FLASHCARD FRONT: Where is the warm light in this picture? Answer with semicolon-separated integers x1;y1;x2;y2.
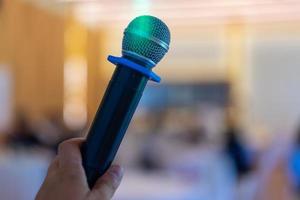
73;2;104;27
63;57;87;130
63;14;88;130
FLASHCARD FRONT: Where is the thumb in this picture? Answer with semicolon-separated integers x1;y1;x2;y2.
90;165;124;200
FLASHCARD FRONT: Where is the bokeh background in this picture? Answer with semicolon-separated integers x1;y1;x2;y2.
0;0;300;199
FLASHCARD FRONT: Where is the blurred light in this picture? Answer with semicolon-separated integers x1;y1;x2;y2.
63;58;87;130
133;0;150;15
73;1;104;27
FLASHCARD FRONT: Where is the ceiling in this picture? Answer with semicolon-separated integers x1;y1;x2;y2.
43;0;300;26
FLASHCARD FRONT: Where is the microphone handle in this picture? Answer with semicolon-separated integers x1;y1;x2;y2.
81;62;148;188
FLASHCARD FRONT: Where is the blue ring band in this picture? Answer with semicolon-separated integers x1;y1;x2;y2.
107;55;161;83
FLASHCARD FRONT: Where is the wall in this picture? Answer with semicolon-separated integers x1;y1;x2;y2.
246;23;300;138
0;0;64;122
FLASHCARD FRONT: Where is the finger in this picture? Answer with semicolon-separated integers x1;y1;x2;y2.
91;165;124;199
47;156;59;175
57;138;85;170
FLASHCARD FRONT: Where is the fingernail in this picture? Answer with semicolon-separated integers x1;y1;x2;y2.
109;165;124;180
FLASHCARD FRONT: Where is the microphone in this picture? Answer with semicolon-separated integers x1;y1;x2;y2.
81;15;171;188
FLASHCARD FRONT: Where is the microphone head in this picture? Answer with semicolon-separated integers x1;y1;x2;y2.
122;15;171;67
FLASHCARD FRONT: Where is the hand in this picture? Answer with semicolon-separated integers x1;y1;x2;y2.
35;138;123;200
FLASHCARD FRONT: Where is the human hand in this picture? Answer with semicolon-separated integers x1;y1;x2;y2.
35;138;123;200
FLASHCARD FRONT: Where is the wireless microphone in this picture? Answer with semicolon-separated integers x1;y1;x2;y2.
81;15;171;188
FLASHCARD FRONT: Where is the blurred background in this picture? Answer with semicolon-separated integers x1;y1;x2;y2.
0;0;300;199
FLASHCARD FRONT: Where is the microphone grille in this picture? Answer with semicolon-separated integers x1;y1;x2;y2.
122;15;171;66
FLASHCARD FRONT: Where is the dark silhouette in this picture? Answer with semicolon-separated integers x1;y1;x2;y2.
224;124;252;178
7;113;41;148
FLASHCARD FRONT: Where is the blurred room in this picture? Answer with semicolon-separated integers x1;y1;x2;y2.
0;0;300;199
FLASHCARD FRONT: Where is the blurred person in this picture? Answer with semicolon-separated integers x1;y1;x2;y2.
223;122;253;179
138;110;166;171
222;111;262;200
35;111;84;151
36;138;123;200
223;125;253;178
184;126;207;146
34;113;66;150
7;112;42;149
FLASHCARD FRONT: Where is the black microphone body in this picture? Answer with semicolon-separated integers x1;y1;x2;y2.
81;58;149;187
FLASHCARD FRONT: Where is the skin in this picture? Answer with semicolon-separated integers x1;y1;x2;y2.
35;138;123;200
